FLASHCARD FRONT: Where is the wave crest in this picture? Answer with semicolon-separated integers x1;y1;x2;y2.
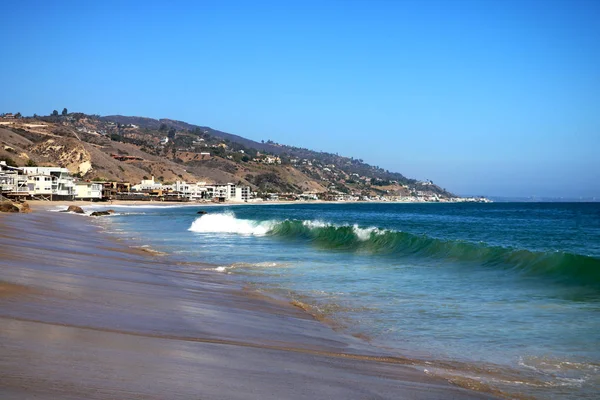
189;214;600;287
188;212;275;236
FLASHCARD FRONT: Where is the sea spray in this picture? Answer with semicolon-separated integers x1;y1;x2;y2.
188;212;276;235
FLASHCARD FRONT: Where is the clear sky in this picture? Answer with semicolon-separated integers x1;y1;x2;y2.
2;0;599;197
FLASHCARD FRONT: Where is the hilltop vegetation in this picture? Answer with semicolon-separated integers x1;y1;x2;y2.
0;111;454;199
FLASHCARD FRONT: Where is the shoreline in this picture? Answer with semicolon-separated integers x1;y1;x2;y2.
0;208;500;399
20;197;493;210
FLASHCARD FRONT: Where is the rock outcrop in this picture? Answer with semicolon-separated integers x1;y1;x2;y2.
0;202;20;213
66;205;85;214
30;138;93;176
90;210;115;217
18;202;32;213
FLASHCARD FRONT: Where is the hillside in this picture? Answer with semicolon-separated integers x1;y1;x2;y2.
1;112;455;199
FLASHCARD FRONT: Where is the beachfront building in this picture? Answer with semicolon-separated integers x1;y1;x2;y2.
132;176;163;192
298;192;319;201
205;183;252;202
102;181;132;199
166;181;209;201
21;167;76;200
177;182;250;202
129;176;253;202
235;186;250;202
74;182;103;200
163;181;252;202
1;162;77;200
0;161;29;199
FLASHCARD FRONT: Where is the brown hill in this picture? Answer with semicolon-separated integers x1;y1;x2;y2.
2;114;455;198
0;121;326;193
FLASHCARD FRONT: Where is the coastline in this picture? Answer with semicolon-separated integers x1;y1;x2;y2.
20;197;492;210
0;207;499;399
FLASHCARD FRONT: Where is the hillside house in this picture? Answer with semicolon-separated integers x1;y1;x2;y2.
111;154;144;162
254;156;281;165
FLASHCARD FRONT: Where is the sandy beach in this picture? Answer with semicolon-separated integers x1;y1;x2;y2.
0;207;497;399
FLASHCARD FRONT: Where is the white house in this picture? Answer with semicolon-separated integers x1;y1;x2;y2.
264;156;281;165
132;176;164;192
167;181;208;200
75;182;103;200
26;173;53;195
22;167;76;199
234;186;250;202
165;181;251;202
0;161;28;196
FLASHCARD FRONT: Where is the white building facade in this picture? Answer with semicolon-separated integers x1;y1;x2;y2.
21;167;76;199
74;182;103;200
130;177;252;202
0;161;28;196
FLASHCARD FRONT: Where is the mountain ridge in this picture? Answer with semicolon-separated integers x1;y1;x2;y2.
1;112;455;200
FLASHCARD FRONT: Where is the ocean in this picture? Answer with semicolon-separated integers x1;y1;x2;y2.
93;202;600;399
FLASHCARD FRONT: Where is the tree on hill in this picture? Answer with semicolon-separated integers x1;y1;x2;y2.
62;108;68;116
14;112;21;119
52;110;59;116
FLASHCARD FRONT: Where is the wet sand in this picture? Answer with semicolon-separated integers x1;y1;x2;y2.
0;209;497;399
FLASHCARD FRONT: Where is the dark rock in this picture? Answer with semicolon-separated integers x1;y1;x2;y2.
197;210;208;214
106;209;116;214
90;211;111;217
0;202;19;213
66;205;85;214
19;202;32;213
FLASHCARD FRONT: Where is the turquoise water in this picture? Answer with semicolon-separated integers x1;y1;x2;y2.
97;202;600;399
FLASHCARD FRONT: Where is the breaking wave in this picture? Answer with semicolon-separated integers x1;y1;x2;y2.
189;213;600;287
188;212;276;235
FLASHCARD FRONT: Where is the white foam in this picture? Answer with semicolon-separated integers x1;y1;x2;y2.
302;220;329;229
188;212;275;236
212;262;287;272
353;225;380;241
302;220;384;241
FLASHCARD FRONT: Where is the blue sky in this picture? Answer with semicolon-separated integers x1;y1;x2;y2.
2;0;599;197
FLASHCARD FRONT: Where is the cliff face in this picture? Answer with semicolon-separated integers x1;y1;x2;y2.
30;138;92;175
1;126;197;184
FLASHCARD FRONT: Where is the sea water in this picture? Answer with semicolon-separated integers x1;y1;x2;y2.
96;202;600;399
